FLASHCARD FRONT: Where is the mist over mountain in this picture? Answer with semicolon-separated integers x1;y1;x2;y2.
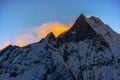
0;14;120;80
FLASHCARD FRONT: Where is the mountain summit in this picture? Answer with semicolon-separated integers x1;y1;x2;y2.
0;14;120;80
57;14;97;42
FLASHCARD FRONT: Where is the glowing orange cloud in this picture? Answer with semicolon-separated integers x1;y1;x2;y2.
0;41;11;50
14;22;72;47
0;22;72;50
15;40;25;47
14;31;36;47
35;22;72;38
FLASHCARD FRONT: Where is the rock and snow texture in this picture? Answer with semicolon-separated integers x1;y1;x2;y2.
0;14;120;80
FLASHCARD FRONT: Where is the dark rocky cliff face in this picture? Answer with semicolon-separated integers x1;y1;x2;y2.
57;14;97;43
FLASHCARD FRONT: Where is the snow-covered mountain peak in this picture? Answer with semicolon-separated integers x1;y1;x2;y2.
75;13;86;24
57;14;97;43
85;15;120;57
42;32;56;43
85;16;111;35
0;45;13;53
45;32;56;40
0;14;120;80
88;16;104;25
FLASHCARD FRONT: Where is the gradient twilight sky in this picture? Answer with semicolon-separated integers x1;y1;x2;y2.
0;0;120;48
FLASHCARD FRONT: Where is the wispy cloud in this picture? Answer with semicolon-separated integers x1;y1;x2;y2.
0;22;72;49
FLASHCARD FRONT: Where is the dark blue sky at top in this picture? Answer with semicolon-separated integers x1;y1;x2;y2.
0;0;120;45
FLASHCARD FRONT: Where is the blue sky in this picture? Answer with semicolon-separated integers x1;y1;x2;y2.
0;0;120;47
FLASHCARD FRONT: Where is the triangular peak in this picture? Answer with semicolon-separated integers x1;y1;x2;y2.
75;14;86;24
